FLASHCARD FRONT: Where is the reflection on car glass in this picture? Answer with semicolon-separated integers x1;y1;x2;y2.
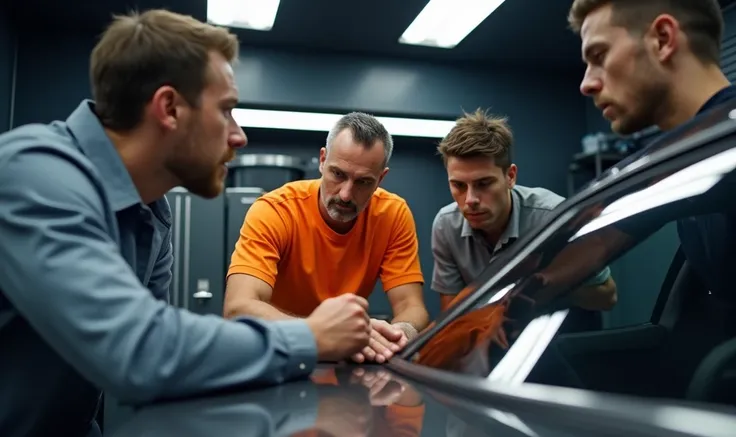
411;138;736;389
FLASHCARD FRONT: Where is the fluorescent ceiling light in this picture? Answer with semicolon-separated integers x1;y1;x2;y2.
207;0;281;31
399;0;506;48
232;108;456;138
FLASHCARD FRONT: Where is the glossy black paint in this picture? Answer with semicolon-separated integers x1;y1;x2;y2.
108;363;736;437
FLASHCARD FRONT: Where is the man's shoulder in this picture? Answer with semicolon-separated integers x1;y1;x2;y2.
0;123;111;215
259;179;317;209
369;187;412;215
0;122;98;180
432;202;464;232
513;185;565;212
513;185;566;233
0;121;81;159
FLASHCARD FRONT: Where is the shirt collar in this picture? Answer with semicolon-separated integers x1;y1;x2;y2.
698;85;736;115
461;188;521;251
65;100;142;212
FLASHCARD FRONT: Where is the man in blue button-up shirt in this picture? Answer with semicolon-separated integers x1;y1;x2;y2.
0;9;371;437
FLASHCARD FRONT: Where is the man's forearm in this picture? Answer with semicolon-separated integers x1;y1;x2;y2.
226;299;298;321
391;306;430;335
570;278;617;311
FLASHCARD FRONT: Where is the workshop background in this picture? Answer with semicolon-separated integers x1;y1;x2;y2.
1;0;736;328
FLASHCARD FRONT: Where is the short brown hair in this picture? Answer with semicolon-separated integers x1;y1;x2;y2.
437;108;513;170
91;9;239;131
568;0;723;65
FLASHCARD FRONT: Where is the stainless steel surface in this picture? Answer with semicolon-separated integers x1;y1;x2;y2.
165;187;228;316
225;187;266;256
226;187;269;194
193;279;213;301
228;154;304;169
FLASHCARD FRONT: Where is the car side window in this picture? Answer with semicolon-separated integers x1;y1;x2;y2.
407;141;736;383
606;222;679;328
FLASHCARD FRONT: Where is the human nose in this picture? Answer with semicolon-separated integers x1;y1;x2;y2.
580;67;602;97
339;182;354;202
465;187;480;206
228;121;248;150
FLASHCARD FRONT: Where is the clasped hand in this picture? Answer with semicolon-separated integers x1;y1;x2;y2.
350;319;408;363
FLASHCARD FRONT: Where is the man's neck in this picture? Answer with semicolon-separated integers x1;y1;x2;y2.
105;128;177;204
658;63;731;131
481;191;513;248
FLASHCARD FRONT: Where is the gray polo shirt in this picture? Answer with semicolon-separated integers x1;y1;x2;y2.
431;185;610;296
0;100;317;436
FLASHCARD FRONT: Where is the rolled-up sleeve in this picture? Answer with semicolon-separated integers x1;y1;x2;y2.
0;147;317;404
430;213;465;296
584;265;612;286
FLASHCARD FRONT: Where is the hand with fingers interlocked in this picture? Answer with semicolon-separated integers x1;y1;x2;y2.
349;319;409;364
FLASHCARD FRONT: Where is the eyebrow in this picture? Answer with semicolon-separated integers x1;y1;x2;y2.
450;176;496;184
221;97;239;107
582;41;605;62
329;165;376;183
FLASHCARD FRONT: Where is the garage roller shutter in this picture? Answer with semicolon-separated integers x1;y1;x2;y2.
722;5;736;82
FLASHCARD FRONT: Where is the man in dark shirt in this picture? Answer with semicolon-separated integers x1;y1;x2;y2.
0;9;372;437
568;0;736;331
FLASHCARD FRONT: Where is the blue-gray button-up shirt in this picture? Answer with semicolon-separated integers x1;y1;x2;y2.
0;100;317;436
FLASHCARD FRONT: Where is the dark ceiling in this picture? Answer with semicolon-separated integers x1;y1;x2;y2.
7;0;736;70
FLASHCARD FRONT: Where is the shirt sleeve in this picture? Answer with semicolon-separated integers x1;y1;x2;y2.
379;201;425;292
430;213;466;296
226;198;289;287
583;265;611;286
0;146;317;404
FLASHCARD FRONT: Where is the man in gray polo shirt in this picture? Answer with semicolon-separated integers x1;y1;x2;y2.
0;10;370;437
431;109;617;325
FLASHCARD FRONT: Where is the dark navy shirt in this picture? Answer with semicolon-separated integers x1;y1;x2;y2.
675;86;736;302
616;86;736;303
0;100;318;436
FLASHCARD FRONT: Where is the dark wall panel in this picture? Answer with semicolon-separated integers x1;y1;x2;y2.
12;29;93;127
235;46;587;195
0;4;15;133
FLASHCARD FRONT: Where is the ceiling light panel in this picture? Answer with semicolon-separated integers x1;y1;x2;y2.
400;0;506;48
207;0;281;31
232;108;456;138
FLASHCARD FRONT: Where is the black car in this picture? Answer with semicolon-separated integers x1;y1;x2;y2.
107;101;736;437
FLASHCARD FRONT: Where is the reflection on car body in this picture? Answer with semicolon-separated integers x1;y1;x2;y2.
400;99;736;406
109;366;426;437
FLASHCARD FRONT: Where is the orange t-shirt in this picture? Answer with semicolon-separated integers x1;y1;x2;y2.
227;179;425;316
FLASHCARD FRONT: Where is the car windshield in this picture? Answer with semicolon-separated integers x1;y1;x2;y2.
404;101;736;404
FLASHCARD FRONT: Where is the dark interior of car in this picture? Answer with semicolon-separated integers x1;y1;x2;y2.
534;244;736;407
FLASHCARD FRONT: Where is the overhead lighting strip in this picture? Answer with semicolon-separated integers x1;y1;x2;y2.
207;0;281;31
232;108;456;138
399;0;506;48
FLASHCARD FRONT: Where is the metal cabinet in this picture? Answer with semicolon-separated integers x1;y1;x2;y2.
165;187;226;316
225;187;266;258
227;154;305;192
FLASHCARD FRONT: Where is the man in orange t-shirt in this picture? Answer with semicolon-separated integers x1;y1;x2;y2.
224;112;430;364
